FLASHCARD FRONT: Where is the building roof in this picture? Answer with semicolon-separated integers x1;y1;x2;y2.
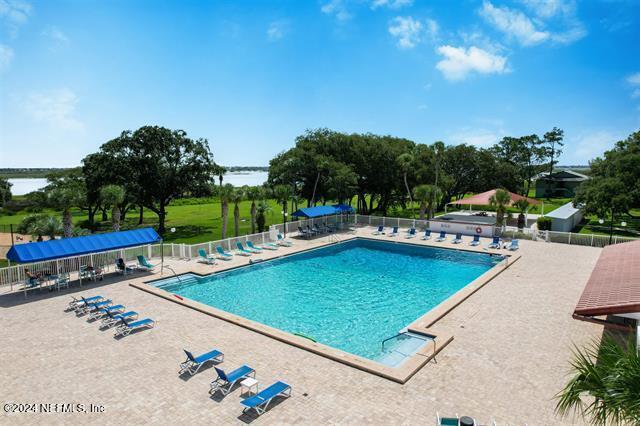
6;228;161;263
447;189;540;206
538;170;589;182
574;240;640;316
545;202;582;220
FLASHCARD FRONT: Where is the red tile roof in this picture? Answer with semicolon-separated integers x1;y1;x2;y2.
574;240;640;316
447;189;540;206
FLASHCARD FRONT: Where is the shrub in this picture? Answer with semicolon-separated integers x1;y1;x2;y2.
537;216;553;231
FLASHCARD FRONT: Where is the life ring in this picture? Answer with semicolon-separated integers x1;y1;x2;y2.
475;227;482;234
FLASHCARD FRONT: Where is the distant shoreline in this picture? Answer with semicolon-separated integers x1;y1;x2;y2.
0;166;270;179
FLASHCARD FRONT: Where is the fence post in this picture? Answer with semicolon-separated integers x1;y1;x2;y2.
591;234;594;247
397;217;400;227
568;233;571;245
383;217;385;227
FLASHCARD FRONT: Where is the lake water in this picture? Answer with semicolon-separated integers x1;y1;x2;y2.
8;171;268;195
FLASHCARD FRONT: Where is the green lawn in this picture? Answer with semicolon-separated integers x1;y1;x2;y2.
0;199;287;244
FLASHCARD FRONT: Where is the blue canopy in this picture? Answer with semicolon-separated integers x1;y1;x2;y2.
6;228;161;263
332;204;355;214
291;204;355;218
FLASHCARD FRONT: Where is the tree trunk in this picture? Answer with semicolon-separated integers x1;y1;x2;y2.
404;174;413;218
419;202;426;220
63;208;73;238
311;172;320;206
101;207;108;222
221;202;228;239
138;205;144;225
234;204;240;237
112;206;121;231
250;201;256;234
157;205;166;235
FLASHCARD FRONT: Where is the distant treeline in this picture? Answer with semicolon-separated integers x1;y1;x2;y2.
0;166;268;179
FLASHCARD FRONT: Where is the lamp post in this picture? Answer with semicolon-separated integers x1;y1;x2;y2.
161;227;176;276
281;211;288;237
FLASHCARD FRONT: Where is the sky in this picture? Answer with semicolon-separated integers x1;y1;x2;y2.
0;0;639;168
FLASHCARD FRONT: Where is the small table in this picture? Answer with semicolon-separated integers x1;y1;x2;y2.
240;377;259;396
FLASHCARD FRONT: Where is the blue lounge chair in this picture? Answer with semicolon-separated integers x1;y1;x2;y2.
435;231;447;242
210;365;255;395
388;227;399;237
216;245;233;260
55;273;70;290
297;226;310;238
101;310;138;328
114;318;155;337
452;233;463;244
421;230;432;240
306;225;319;236
276;234;293;246
437;412;460;426
311;224;323;235
68;295;103;310
469;234;481;246
488;236;501;249
241;381;292;416
136;255;155;271
78;299;112;315
245;241;263;253
179;348;224;376
372;225;384;235
88;304;125;321
257;241;278;250
198;249;216;265
236;242;253;256
405;228;416;239
507;239;519;251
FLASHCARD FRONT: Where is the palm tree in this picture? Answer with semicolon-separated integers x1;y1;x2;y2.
555;337;640;425
218;184;235;239
273;185;290;229
397;153;414;217
231;187;244;237
17;214;61;240
245;186;262;234
512;199;530;230
255;201;273;233
413;184;441;220
100;185;126;231
489;189;512;227
433;141;445;210
48;186;84;238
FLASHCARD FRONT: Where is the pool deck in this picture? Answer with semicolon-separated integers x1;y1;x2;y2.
0;227;604;425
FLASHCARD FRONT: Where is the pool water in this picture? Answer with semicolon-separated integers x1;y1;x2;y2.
153;238;499;364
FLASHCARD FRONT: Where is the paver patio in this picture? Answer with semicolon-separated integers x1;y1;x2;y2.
0;228;604;425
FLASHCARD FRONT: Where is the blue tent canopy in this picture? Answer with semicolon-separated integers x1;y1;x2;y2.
291;204;355;218
6;228;161;263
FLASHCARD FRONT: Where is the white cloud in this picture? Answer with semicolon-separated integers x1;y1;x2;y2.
0;44;13;72
321;0;352;22
22;88;83;130
267;20;288;41
388;16;422;49
627;72;640;86
435;45;509;81
628;72;640;99
449;127;505;148
42;26;69;44
480;1;550;46
519;0;573;19
0;0;32;37
371;0;413;10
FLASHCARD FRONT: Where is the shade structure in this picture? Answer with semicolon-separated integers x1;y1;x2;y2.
6;228;161;263
291;204;354;218
447;189;540;206
574;240;640;317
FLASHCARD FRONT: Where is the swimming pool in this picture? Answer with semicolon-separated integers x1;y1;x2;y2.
152;238;500;365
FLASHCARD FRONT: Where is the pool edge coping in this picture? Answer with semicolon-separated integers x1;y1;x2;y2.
132;235;519;383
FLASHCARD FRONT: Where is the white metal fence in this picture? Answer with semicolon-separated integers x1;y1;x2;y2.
1;212;636;288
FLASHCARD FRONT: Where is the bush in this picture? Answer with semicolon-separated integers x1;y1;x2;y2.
537;216;553;231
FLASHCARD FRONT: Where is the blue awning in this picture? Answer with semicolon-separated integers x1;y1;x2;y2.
6;228;161;263
332;204;355;214
291;205;355;218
